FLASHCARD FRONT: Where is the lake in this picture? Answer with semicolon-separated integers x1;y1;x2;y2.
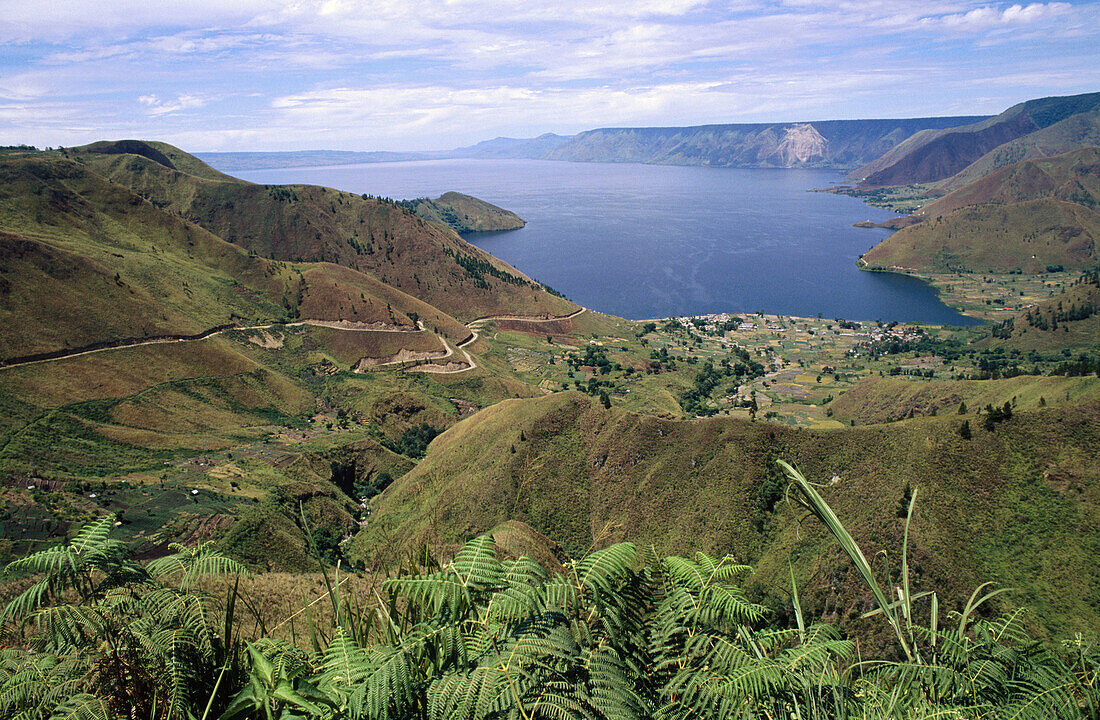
234;159;978;324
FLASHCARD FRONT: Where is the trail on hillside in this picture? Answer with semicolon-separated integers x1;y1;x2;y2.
2;307;588;376
468;307;587;324
0;319;423;371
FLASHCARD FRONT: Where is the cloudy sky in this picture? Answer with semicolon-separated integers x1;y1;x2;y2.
1;1;1097;151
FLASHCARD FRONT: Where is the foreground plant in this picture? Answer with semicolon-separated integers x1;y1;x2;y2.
780;460;1099;719
0;516;248;720
3;467;1097;720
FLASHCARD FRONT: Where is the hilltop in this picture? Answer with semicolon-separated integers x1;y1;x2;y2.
66;140;572;323
406;191;525;233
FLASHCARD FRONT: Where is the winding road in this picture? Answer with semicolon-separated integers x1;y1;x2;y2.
1;308;587;376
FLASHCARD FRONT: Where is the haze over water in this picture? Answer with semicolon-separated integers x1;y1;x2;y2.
235;159;978;324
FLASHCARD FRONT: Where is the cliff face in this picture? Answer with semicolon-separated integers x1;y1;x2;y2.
775;123;828;165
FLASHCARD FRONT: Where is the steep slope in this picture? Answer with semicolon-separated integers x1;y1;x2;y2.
850;91;1100;187
78;140;241;182
937;108;1100;192
356;391;1100;640
0;156;285;359
542;117;988;169
861;199;1099;273
921;146;1100;217
860;149;1100;274
0;150;488;364
73;143;574;322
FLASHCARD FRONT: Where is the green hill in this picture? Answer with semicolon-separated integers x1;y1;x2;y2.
0;153;484;361
355;391;1100;641
0;155;285;359
409;191;525;233
828;374;1100;424
860;148;1100;274
923;146;1100;216
70;142;573;322
986;268;1100;351
850;91;1100;187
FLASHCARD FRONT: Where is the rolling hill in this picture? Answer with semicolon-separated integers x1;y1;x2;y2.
68;141;573;323
408;191;525;233
849;91;1100;187
936;107;1100;192
860;148;1100;274
355;390;1100;641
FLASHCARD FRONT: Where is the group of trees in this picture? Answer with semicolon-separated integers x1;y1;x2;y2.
2;465;1097;720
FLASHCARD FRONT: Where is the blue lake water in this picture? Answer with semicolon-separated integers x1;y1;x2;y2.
234;159;978;324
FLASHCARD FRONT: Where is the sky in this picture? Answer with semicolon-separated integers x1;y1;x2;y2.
1;1;1098;152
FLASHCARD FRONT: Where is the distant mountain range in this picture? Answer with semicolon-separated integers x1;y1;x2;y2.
198;118;990;172
850;91;1100;187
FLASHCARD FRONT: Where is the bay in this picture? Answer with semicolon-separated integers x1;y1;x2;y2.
234;159;978;325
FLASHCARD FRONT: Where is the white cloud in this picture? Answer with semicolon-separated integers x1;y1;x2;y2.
1;0;1096;150
929;2;1071;29
138;93;208;116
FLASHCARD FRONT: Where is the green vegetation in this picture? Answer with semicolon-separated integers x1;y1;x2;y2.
403;191;525;233
3;469;1095;719
356;390;1100;643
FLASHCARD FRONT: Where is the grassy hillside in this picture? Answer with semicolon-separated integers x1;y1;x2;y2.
923;146;1100;217
860;149;1100;275
0;156;287;358
986;267;1100;351
355;391;1100;641
860;148;1100;275
72;142;574;322
0;154;482;361
861;198;1099;273
410;191;525;233
850;91;1100;187
828;374;1100;424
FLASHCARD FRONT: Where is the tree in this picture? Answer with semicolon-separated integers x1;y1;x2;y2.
958;419;972;439
599;391;611;409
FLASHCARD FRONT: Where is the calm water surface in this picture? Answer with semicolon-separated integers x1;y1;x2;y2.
235;159;977;324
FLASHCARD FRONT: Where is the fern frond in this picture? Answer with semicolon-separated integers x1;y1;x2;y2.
575;543;637;597
47;693;114;720
147;542;249;589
